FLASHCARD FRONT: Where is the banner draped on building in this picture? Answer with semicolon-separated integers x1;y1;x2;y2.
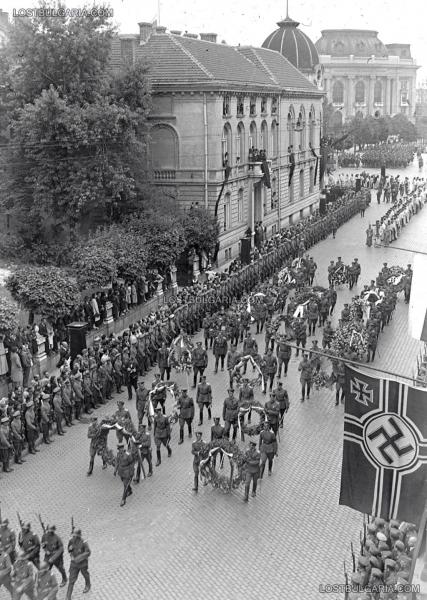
408;254;427;342
340;365;427;525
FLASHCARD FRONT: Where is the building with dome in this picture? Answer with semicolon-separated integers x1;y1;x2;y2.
315;29;419;126
262;11;323;89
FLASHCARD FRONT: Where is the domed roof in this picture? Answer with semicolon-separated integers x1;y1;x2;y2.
262;15;319;73
315;29;389;57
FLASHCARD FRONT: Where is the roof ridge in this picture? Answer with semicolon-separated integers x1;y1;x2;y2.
240;47;278;85
169;34;214;79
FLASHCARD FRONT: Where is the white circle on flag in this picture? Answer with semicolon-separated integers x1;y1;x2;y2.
363;413;418;470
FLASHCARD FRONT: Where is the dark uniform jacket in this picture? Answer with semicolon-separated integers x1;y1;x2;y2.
177;395;195;420
244;448;261;474
116;451;135;479
196;382;212;405
192;440;204;466
192;347;208;368
222;397;239;422
68;537;90;568
259;430;278;455
153;414;170;440
210;424;225;441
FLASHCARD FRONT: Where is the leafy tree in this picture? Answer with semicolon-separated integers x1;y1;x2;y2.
0;297;19;337
6;266;80;319
72;237;118;290
180;207;219;255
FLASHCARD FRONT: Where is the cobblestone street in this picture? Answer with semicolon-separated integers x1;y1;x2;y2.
1;162;426;600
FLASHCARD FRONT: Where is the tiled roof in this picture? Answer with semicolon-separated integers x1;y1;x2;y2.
262;16;319;72
237;46;318;92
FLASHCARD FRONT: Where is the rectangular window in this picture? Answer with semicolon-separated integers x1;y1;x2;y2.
223;198;231;231
235;135;241;161
237;192;243;222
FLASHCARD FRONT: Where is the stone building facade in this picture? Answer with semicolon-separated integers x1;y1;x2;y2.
315;29;418;126
110;24;323;266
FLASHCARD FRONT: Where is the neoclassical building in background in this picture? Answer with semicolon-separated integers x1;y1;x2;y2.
110;23;323;266
315;29;418;126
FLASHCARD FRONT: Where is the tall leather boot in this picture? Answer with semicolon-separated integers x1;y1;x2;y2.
87;458;94;476
208;406;211;420
83;572;91;593
167;444;172;457
66;582;74;600
188;422;192;438
178;428;184;445
244;484;249;502
198;409;203;427
155;449;161;466
192;474;198;492
259;464;265;479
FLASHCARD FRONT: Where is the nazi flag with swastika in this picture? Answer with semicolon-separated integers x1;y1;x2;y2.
339;365;427;524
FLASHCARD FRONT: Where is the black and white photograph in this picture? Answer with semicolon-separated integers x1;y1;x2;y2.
0;0;426;598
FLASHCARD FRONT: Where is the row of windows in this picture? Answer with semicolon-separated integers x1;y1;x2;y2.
223;95;278;118
222;168;316;231
332;79;411;105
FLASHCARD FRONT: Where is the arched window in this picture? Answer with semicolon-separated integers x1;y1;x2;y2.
236;95;244;117
355;81;365;104
332;81;344;104
287;106;295;150
222;123;232;166
308;107;315;148
298;106;306;150
223;95;231;117
223;192;231;231
260;121;268;155
150;124;179;170
237;188;244;222
374;80;383;104
271;120;278;157
249;121;257;152
271;97;278;115
250;96;257;116
299;169;304;199
236;122;245;163
271;176;277;210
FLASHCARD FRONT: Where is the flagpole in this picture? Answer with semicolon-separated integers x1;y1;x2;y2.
284;343;417;384
377;244;427;256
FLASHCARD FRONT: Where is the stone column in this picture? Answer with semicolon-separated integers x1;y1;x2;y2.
36;334;47;363
384;77;390;114
367;76;375;116
170;264;178;294
104;301;114;325
347;77;355;119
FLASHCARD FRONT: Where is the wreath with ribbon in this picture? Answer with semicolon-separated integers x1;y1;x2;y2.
199;439;247;493
147;382;180;425
168;334;194;373
238;400;266;437
231;355;264;389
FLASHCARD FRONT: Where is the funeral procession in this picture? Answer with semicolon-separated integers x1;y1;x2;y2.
0;0;427;598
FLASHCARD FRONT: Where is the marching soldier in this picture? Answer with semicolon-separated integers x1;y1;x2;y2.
0;416;13;473
133;423;153;482
136;381;150;428
191;431;204;492
114;442;135;507
264;393;280;435
259;421;278;478
222;389;239;441
0;545;12;597
153;407;172;466
177;389;195;444
41;525;67;587
210;417;224;469
322;320;334;349
239;379;254;425
298;353;313;402
276;335;291;378
226;345;241;389
191;341;208;388
307;299;319;336
294;318;307;357
151;373;166;415
243;441;261;502
157;342;171;382
24;401;39;455
263;349;278;393
213;329;228;373
35;560;59;599
202;312;213;350
11;550;35;600
114;400;134;443
86;416;107;476
18;523;40;569
0;519;16;564
196;375;212;426
65;529;91;598
274;382;289;426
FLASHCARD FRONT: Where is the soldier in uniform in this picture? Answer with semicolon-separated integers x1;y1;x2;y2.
11;550;35;600
212;329;228;373
202;313;213;350
65;529;91;598
156;342;171;382
114;400;133;444
274;382;289;426
86;416;107;476
18;523;40;569
328;285;337;316
35;560;58;600
242;334;258;373
239;379;254;425
222;389;239;441
210;417;224;469
276;335;291;378
322;320;334;349
0;545;13;597
191;431;204;492
24;401;39;455
294;318;307;357
151;373;166;415
226;345;241;389
60;381;74;427
177;389;195;444
114;442;135;507
259;421;278;478
340;303;351;323
263;349;278;393
136;381;150;428
0;416;13;473
0;519;16;564
264;393;280;435
243;441;261;502
153;407;172;466
196;375;212;426
298;353;313;402
125;358;138;402
191;341;208;388
307;299;319;336
10;411;25;465
52;388;65;436
41;525;67;587
133;423;153;482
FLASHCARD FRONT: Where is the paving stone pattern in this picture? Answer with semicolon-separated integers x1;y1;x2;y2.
1;162;426;600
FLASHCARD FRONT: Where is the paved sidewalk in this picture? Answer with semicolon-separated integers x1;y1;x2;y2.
1;171;426;600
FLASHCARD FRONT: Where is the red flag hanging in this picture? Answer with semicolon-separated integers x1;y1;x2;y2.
340;365;427;524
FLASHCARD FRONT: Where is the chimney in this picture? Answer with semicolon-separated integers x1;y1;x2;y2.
0;10;9;27
200;33;217;43
170;29;182;35
183;32;198;39
138;21;153;44
155;26;167;34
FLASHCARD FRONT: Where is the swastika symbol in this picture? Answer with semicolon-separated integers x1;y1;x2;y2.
350;378;374;406
367;416;414;465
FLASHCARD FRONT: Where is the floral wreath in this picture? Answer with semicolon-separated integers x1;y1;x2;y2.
147;382;180;425
231;355;264;389
238;399;266;437
168;334;194;374
198;439;247;493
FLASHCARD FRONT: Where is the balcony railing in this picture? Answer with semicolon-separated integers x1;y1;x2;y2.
153;170;176;180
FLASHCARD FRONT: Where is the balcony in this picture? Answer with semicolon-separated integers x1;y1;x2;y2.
153;170;176;180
